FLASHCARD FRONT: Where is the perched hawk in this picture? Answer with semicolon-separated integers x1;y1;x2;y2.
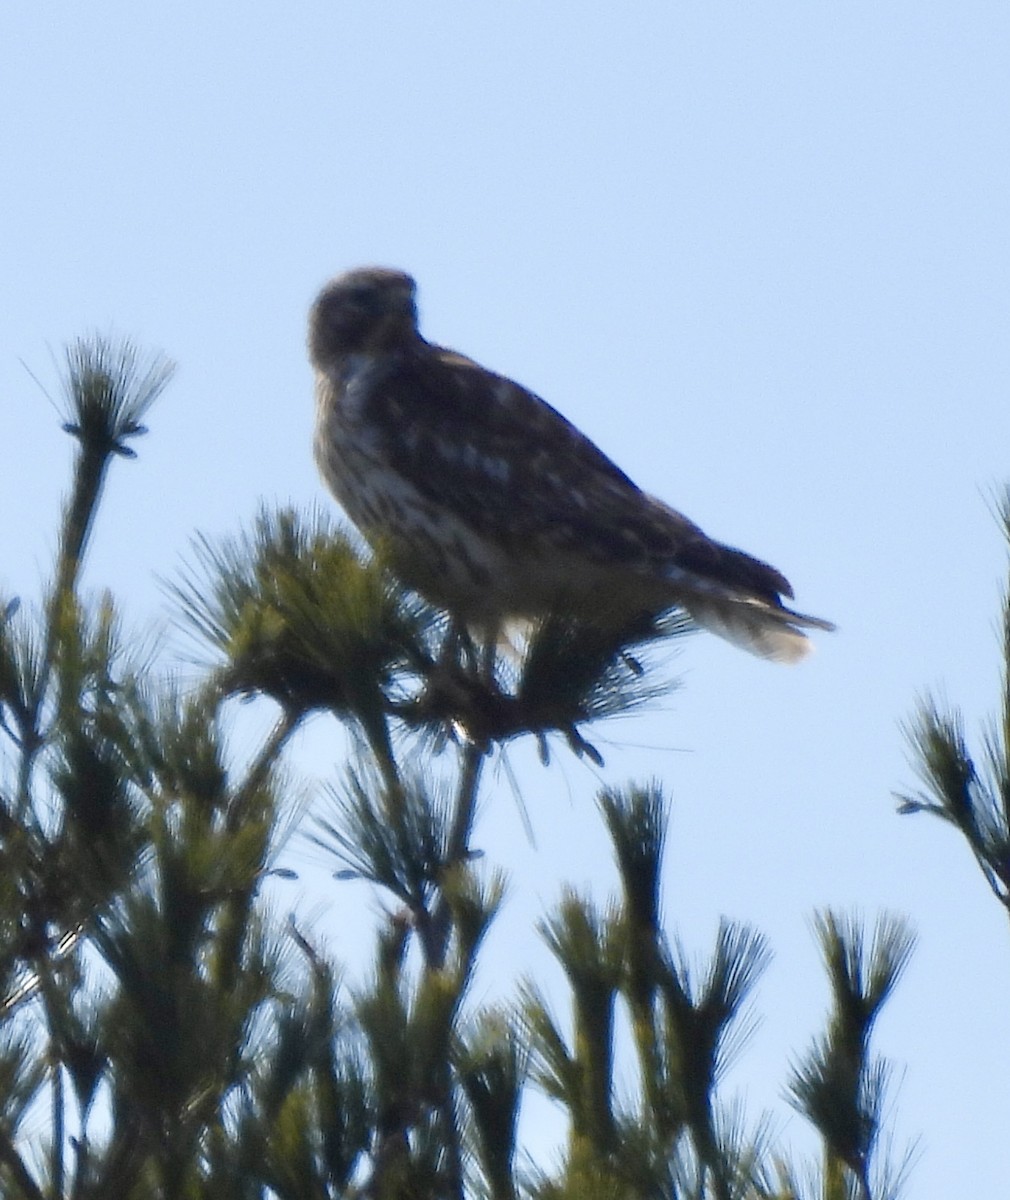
310;267;833;663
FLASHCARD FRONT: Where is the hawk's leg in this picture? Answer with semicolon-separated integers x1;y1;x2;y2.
436;619;499;688
409;619;506;749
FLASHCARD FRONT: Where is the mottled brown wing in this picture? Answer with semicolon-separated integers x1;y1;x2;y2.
663;524;795;602
361;343;704;569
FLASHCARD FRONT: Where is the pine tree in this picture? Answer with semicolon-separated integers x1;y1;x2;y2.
899;488;1010;922
0;337;912;1199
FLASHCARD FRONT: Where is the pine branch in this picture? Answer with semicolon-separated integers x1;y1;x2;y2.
787;911;914;1200
661;921;771;1200
12;340;170;829
456;1012;525;1200
171;507;434;728
897;488;1010;920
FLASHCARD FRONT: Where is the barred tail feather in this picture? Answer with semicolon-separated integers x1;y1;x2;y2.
684;593;835;664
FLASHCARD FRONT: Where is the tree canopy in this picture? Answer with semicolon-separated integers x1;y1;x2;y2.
0;336;959;1199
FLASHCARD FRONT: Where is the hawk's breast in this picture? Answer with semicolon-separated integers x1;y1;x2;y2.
314;355;512;623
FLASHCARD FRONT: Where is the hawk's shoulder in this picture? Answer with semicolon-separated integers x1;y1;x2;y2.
358;341;642;503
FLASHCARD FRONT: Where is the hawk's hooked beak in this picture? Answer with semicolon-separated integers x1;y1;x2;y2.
366;294;419;350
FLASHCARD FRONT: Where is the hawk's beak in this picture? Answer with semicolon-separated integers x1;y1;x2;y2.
369;299;417;348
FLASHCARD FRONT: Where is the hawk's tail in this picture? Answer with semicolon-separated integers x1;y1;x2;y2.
683;591;836;664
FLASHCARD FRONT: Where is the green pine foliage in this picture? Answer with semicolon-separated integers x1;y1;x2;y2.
897;490;1010;918
0;337;918;1198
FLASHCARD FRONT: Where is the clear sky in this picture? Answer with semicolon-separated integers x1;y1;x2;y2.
3;2;1009;1193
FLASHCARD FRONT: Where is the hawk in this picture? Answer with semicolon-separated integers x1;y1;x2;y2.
310;267;833;663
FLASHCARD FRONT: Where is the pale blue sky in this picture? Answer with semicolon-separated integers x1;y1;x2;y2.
3;3;1010;1194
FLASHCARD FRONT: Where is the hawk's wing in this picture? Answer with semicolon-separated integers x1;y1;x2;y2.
361;343;793;603
362;344;688;558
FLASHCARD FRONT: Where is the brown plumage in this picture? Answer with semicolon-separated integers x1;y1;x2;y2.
310;267;834;663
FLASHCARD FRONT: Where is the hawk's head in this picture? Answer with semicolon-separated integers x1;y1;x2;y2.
309;267;419;369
